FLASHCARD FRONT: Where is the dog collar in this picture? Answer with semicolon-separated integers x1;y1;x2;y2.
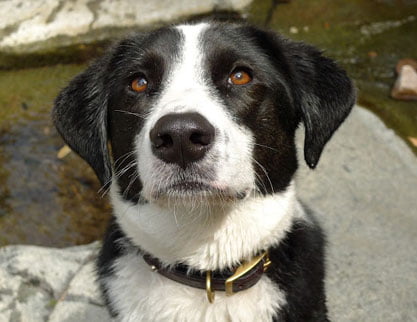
143;251;271;303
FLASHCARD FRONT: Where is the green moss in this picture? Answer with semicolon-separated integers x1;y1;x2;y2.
0;64;85;124
47;298;58;308
246;0;274;26
0;43;106;70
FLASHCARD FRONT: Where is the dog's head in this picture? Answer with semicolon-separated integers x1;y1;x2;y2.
53;22;355;205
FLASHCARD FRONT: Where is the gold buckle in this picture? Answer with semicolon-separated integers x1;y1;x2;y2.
206;270;215;303
225;251;271;296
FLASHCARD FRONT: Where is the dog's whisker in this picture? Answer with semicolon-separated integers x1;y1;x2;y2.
114;109;148;120
114;160;137;179
113;151;136;170
252;158;275;194
98;180;112;197
123;172;140;199
254;171;269;196
253;143;279;152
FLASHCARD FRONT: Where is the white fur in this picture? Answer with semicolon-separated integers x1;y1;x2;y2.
112;181;298;270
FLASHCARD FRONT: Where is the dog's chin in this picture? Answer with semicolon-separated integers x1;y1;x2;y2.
148;181;248;204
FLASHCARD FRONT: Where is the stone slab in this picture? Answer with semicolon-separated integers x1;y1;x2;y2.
0;0;253;54
296;106;417;321
0;242;105;321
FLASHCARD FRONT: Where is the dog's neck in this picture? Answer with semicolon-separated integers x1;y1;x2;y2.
110;181;301;271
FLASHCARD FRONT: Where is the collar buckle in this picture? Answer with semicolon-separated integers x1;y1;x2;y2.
224;251;271;297
206;270;215;303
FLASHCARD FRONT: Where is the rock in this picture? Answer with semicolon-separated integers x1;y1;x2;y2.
49;302;110;322
0;242;110;322
289;26;299;34
391;58;417;101
0;0;253;56
409;136;417;147
57;145;72;159
296;106;417;321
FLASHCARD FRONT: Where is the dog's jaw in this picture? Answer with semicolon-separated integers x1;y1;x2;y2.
110;179;300;271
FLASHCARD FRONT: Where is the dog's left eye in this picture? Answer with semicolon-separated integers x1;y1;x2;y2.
130;77;148;93
228;69;252;86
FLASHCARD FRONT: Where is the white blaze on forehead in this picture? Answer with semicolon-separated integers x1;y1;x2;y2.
155;22;230;127
174;23;209;87
144;22;212;123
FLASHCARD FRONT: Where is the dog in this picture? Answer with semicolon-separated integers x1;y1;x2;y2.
53;20;355;321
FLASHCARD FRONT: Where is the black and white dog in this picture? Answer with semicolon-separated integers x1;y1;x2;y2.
53;20;355;321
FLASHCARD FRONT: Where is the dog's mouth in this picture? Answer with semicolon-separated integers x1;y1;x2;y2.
150;180;248;201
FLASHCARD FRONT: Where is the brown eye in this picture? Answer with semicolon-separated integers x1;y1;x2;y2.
131;77;148;93
229;70;252;85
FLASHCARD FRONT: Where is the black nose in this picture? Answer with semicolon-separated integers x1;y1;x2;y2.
150;113;215;169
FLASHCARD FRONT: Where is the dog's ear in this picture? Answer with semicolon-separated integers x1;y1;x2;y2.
52;55;112;186
287;41;356;168
249;28;356;168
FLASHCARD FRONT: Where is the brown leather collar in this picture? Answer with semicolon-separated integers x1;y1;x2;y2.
143;252;271;303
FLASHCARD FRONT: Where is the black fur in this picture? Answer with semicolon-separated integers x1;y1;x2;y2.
269;213;328;321
53;54;112;186
96;217;126;317
53;21;355;321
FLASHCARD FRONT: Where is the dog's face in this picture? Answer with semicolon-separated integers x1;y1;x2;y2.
53;22;355;206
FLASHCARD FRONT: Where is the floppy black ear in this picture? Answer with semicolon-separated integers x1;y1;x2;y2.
286;41;356;168
248;26;356;168
52;56;112;186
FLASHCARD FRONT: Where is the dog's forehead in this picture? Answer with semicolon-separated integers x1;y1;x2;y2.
146;23;217;119
135;22;211;65
169;23;209;85
169;22;254;72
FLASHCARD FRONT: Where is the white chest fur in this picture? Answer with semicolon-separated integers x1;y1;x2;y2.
107;181;304;321
105;252;286;322
111;182;299;271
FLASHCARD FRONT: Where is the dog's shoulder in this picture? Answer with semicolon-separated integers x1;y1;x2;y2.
96;217;129;317
268;209;328;321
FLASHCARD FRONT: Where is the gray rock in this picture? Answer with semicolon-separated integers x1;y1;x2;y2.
0;105;416;321
49;254;110;322
391;59;417;101
296;106;417;321
49;302;110;322
0;242;109;322
0;0;253;55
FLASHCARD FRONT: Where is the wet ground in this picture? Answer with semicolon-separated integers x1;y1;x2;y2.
0;0;416;246
0;65;111;246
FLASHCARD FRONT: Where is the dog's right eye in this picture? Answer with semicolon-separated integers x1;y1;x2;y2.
228;69;252;86
130;77;148;93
